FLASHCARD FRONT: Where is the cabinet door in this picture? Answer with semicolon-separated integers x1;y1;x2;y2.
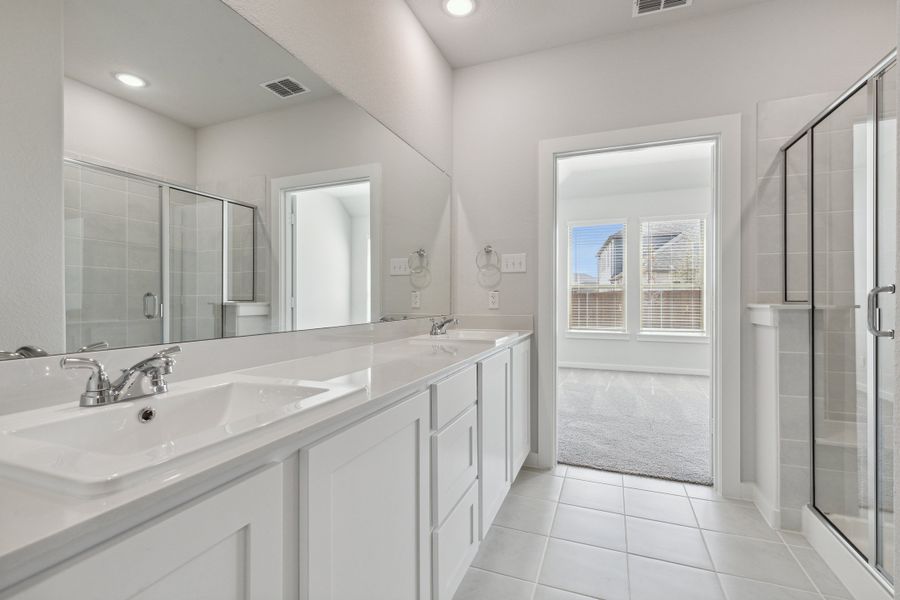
511;340;531;478
303;391;431;600
13;465;284;600
478;349;510;538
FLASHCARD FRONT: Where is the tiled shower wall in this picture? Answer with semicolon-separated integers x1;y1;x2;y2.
63;163;163;351
755;91;836;304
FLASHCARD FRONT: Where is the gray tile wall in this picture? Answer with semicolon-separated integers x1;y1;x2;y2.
64;164;163;351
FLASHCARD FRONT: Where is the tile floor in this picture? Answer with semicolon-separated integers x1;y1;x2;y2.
453;466;855;600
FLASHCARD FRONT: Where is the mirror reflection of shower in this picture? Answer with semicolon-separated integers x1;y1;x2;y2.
63;159;257;352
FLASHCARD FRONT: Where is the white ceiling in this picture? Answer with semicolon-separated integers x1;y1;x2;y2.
64;0;335;129
405;0;772;67
558;140;715;198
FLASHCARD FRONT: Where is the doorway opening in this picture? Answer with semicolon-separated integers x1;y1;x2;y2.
288;180;372;330
555;139;716;485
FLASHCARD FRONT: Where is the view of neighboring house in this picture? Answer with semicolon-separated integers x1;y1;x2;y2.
569;219;705;332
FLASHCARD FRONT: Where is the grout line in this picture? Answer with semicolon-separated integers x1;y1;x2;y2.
781;542;828;600
527;489;563;600
621;481;631;599
688;489;728;599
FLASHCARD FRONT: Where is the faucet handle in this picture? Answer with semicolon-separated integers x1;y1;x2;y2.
152;345;182;359
61;357;111;405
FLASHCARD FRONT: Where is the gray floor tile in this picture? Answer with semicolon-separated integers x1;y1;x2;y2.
533;585;597;599
690;497;780;540
791;546;853;599
627;554;725;600
453;568;535;600
624;487;697;527
511;470;564;501
718;574;823;600
471;525;547;581
559;478;624;513
565;465;623;486
623;474;686;496
625;516;713;569
493;493;558;535
703;530;816;591
778;530;813;548
684;482;724;501
550;504;626;551
538;538;628;600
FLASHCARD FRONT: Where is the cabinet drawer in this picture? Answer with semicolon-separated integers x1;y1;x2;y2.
433;405;478;526
432;364;477;430
432;482;479;600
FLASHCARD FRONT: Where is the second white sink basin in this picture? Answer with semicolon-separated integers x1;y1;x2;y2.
0;375;365;496
413;329;520;345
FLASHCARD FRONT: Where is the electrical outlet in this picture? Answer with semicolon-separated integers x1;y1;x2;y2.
501;253;526;273
390;258;410;276
410;290;421;309
488;290;500;310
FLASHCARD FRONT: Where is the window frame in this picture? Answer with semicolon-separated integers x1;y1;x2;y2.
637;214;709;337
565;218;629;334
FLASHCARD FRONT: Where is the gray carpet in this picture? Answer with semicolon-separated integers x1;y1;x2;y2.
557;368;713;485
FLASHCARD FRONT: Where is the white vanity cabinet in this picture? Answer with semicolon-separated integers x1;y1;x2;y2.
477;349;511;538
300;390;432;600
510;339;531;476
11;464;284;600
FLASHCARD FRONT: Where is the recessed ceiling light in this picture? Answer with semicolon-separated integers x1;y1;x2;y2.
114;72;147;88
443;0;476;17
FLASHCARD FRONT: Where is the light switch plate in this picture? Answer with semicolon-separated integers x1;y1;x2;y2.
390;258;410;276
488;290;500;310
501;253;526;273
411;290;421;309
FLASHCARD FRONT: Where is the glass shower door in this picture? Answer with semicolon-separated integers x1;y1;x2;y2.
811;64;895;583
167;188;224;343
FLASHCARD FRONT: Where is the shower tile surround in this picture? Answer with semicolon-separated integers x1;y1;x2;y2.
64;163;163;351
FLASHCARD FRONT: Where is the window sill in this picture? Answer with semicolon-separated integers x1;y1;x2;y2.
564;330;629;340
637;332;709;344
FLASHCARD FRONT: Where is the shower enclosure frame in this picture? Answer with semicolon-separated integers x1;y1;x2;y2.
63;157;257;346
780;49;896;591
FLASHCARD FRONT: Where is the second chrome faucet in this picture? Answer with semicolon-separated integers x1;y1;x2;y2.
60;346;182;407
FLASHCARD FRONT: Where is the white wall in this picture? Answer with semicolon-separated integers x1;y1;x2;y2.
295;190;352;329
0;0;65;353
64;78;197;185
452;0;897;481
222;0;453;174
557;188;711;375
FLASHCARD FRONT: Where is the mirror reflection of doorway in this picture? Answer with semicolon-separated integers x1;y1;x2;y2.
289;181;371;330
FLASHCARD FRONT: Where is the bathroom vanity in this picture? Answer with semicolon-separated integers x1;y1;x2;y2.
0;331;532;600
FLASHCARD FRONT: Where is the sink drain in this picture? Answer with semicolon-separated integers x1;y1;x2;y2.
137;407;157;423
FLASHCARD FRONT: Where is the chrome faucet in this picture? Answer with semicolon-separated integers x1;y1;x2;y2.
430;316;459;336
61;345;181;407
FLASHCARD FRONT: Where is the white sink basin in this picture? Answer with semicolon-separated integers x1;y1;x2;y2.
0;375;364;496
412;330;520;345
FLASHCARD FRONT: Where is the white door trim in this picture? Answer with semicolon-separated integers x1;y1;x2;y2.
270;164;383;331
536;114;742;499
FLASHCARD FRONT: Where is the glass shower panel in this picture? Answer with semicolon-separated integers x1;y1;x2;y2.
227;203;255;302
876;64;896;579
811;86;871;559
785;135;810;302
168;189;223;343
63;164;163;351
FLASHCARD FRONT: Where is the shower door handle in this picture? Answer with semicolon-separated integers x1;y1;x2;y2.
143;292;160;319
866;284;895;338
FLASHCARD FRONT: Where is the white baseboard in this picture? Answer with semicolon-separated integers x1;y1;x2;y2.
744;482;781;529
558;361;710;377
802;506;892;600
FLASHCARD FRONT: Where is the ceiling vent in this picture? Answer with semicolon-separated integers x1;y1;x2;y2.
633;0;692;17
260;77;309;99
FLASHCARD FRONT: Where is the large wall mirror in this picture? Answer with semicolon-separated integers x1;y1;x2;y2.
1;0;450;357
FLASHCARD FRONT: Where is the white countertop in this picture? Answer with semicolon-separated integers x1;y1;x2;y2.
0;330;531;589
